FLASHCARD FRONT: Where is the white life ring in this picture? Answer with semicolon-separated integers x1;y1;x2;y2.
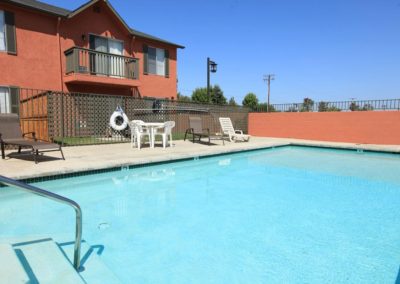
110;111;129;131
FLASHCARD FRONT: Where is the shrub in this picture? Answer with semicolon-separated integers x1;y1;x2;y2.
242;93;259;110
300;98;314;112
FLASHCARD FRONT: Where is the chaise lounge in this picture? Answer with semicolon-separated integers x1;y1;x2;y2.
184;116;224;145
0;114;65;164
184;116;211;143
219;117;250;142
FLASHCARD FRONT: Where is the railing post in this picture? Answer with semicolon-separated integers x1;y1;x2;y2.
73;206;82;270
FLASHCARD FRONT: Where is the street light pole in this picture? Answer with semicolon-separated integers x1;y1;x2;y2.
207;57;217;103
207;57;210;103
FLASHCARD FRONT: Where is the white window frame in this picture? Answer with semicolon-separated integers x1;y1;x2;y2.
0;86;11;114
0;10;6;52
147;46;165;76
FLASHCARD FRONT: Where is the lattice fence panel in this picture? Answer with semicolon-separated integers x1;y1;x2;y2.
22;89;249;146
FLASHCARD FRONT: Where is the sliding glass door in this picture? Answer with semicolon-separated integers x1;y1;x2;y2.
108;39;124;77
90;35;124;77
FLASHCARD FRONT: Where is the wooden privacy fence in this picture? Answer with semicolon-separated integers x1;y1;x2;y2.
19;89;49;141
19;89;249;146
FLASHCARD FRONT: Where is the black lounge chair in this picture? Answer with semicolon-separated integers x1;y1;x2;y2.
184;116;211;143
0;113;65;164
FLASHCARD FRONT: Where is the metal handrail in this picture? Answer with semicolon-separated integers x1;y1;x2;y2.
0;175;82;270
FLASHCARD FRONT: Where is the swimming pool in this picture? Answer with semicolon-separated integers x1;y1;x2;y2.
1;146;400;283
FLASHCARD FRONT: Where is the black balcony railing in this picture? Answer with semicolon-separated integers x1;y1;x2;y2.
65;47;139;80
253;99;400;112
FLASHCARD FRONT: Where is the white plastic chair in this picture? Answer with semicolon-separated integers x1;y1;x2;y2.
219;117;250;142
130;120;149;144
154;121;175;148
129;121;150;150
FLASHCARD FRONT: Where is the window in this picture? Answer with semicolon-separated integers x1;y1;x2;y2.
0;87;19;114
143;45;169;77
0;11;5;51
0;10;16;54
156;48;165;76
0;87;10;113
147;47;165;76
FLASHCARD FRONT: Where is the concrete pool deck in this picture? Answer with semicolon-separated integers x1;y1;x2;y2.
1;137;399;180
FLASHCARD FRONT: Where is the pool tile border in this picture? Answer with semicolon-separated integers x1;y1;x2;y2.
18;145;288;184
291;143;400;155
3;142;399;185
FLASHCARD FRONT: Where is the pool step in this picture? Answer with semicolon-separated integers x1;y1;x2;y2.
59;240;122;284
0;236;122;284
1;238;85;284
0;244;30;283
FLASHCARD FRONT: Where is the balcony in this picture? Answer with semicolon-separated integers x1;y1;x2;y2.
64;47;140;87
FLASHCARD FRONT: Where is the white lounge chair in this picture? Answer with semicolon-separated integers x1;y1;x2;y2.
219;117;250;142
129;120;150;150
154;121;175;148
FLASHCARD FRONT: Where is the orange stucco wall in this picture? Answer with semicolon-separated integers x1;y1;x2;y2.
0;1;178;99
135;39;177;100
0;3;62;90
249;111;400;145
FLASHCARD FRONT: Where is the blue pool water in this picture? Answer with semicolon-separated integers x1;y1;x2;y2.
1;146;400;283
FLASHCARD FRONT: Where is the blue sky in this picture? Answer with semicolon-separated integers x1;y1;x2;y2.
47;0;400;104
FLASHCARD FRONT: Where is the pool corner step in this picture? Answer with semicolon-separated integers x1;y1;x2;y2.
59;240;122;284
0;243;30;283
11;238;85;284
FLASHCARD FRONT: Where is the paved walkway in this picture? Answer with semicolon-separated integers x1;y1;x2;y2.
1;137;399;180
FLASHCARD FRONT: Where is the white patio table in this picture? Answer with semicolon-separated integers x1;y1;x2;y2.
142;122;164;148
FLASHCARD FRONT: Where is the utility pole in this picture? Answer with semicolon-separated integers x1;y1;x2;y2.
263;74;275;112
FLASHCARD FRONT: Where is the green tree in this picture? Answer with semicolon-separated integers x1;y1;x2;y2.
300;98;314;112
318;101;341;112
228;97;238;106
257;103;276;112
349;102;361;111
318;101;329;112
242;93;259;110
327;106;341;112
191;87;209;103
211;85;227;105
286;105;299;112
362;104;374;111
191;85;227;104
177;92;191;102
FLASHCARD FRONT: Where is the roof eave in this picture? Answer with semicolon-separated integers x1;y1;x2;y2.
130;29;185;49
2;0;69;17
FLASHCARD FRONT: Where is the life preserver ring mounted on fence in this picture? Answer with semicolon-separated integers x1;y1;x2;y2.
110;106;129;131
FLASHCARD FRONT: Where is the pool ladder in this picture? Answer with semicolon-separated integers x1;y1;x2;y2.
0;175;82;271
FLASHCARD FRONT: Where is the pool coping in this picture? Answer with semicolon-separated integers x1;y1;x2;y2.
11;140;400;184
